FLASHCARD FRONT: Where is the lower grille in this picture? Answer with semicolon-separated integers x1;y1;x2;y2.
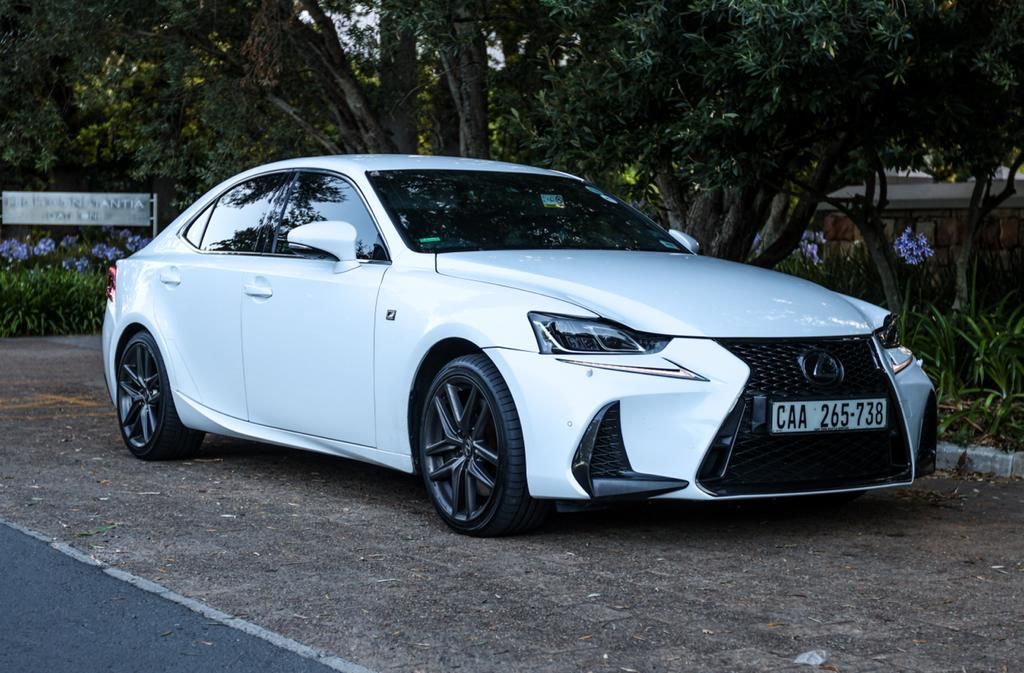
571;402;689;498
589;403;630;478
698;337;912;496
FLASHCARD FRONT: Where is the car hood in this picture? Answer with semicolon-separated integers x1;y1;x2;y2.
436;250;876;338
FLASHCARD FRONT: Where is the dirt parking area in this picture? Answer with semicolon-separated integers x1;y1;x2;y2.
1;336;1022;673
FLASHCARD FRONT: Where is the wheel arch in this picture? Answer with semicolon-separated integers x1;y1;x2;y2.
407;337;486;473
109;314;196;403
114;322;150;366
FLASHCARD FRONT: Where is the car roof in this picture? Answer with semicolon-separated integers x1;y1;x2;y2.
240;154;581;180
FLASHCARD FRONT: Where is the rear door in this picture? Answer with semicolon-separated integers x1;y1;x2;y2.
161;172;290;419
240;170;389;446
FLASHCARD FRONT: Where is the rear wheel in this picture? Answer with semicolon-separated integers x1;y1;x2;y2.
116;331;204;460
418;354;549;536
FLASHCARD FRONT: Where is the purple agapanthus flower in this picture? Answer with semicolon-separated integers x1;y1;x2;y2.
798;230;826;265
124;235;151;253
61;256;90;273
0;239;30;263
60;234;79;248
32;237;56;256
116;228;134;240
91;242;122;262
893;228;934;265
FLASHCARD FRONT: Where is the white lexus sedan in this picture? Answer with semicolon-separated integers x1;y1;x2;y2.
102;155;936;536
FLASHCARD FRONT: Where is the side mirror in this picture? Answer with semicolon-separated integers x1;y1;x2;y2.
287;221;361;273
668;229;701;255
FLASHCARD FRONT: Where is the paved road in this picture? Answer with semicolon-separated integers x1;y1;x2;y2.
0;522;339;673
1;336;1022;672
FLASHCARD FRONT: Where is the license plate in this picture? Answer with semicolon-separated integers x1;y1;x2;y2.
770;398;887;434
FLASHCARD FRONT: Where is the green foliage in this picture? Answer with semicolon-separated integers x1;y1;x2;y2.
904;299;1024;450
0;268;106;337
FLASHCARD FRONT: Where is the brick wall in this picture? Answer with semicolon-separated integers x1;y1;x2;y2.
820;208;1024;265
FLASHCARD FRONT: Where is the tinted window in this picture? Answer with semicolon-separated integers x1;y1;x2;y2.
366;170;684;254
275;172;387;260
201;174;288;253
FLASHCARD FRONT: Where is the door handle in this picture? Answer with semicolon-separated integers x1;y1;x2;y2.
159;267;181;286
243;281;273;299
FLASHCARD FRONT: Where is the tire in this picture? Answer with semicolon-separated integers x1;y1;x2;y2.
417;354;549;536
115;331;204;460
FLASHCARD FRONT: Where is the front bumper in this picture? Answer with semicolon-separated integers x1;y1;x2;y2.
486;336;935;501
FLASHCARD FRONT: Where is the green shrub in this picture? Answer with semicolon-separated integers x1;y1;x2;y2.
0;267;106;337
0;228;143;337
903;299;1024;449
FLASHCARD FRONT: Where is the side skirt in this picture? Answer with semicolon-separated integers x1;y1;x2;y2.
172;391;414;474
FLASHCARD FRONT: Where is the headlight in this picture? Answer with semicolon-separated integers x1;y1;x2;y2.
875;313;900;349
528;312;670;354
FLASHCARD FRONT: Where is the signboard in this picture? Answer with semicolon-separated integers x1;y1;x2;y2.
1;191;154;229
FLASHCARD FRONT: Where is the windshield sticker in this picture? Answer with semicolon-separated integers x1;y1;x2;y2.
418;236;442;244
541;194;565;209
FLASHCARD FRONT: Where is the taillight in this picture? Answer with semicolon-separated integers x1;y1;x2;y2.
106;264;116;302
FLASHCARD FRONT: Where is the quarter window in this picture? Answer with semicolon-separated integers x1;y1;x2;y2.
200;174;289;253
184;205;212;248
275;172;387;260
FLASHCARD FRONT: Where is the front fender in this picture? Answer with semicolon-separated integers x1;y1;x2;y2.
838;292;889;330
373;267;594;460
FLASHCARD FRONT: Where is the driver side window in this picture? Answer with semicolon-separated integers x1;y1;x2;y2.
274;172;387;260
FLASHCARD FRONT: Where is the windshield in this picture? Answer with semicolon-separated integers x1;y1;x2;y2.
366;169;686;254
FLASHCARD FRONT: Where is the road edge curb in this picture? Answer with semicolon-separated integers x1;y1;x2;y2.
0;517;377;673
936;441;1022;478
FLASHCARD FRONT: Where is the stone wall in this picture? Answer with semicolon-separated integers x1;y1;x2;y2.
819;208;1024;265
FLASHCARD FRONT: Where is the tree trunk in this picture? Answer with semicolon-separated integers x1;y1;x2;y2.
654;163;688;230
682;186;769;260
953;153;1023;309
430;62;461;156
849;151;901;313
954;180;987;310
441;3;490;159
751;135;849;268
379;11;419;154
298;0;398;154
859;213;902;313
755;193;790;252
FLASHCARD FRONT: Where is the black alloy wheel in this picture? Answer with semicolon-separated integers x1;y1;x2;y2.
118;340;162;449
116;331;203;460
418;354;549;536
423;375;501;522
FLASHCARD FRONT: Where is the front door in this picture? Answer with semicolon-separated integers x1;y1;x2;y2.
241;171;389;446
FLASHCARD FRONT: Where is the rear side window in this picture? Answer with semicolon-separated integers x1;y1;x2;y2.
274;172;387;260
201;174;288;253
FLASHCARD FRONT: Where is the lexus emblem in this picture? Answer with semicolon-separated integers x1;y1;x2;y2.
799;350;844;387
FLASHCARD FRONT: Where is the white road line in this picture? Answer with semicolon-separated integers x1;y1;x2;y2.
0;517;377;673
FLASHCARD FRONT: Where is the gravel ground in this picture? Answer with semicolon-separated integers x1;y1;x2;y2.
1;336;1022;673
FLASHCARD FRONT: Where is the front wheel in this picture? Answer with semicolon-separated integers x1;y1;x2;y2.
418;354;549;536
116;331;204;460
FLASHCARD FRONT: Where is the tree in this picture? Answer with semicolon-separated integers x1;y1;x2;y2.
915;1;1024;308
531;1;932;267
532;0;1024;312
